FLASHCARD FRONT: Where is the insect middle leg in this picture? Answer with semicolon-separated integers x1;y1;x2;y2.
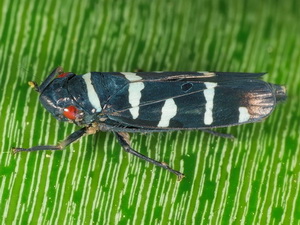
115;132;185;180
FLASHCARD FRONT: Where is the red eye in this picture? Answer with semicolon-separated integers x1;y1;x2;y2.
63;106;78;120
57;72;71;78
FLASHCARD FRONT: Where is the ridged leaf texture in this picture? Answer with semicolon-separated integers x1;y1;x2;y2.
0;0;299;224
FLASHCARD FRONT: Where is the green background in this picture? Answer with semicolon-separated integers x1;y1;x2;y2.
0;0;299;224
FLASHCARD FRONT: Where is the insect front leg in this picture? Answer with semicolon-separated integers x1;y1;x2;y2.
115;132;185;180
13;127;88;153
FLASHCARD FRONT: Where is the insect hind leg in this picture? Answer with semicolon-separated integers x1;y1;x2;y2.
201;129;235;139
115;132;185;180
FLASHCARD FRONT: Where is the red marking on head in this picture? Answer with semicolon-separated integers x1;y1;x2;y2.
63;106;78;120
57;72;71;78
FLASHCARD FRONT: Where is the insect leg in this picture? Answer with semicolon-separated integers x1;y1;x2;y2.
201;129;235;139
115;132;185;180
134;69;144;72
12;127;88;153
38;67;64;93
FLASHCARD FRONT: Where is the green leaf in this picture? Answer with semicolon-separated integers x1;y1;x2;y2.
0;0;299;224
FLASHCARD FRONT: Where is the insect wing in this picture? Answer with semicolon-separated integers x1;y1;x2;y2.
105;72;277;129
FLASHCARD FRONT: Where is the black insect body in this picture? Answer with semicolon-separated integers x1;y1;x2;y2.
13;67;287;179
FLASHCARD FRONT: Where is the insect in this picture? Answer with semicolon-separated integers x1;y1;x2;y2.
13;67;286;180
